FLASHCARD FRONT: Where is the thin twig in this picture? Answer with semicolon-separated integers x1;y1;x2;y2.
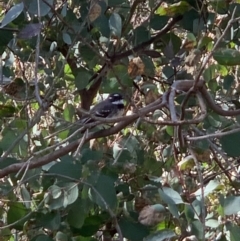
34;0;43;106
189;148;205;241
73;130;88;157
186;127;240;141
195;7;240;84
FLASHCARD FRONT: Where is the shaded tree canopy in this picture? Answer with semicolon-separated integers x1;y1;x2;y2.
1;0;240;240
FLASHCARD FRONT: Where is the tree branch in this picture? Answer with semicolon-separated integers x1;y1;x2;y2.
0;98;166;178
2;79;240;178
110;15;183;62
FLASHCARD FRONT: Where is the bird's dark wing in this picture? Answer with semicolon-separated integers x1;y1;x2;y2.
90;101;113;118
79;101;112;124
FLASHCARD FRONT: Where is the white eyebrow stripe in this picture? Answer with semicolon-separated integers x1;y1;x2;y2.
112;100;124;105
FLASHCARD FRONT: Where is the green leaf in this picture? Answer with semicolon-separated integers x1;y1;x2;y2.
0;127;19;151
220;132;240;157
63;104;75;122
134;26;150;46
0;2;24;28
113;145;132;163
61;182;79;206
109;13;122;37
36;211;61;230
209;0;230;14
182;9;200;32
48;155;82;179
207;113;222;128
223;196;240;215
162;66;174;80
45;194;65;211
89;174;117;209
141;56;155;77
75;68;92;90
81;149;103;164
205;219;219;228
45;186;64;211
166;126;174;136
145;230;176;241
184;204;195;222
48;185;62;199
0;105;16;118
55;231;68;241
107;64;132;86
225;222;240;241
62;33;72;45
156;1;191;16
203;64;228;82
119;218;150;241
7;202;28;230
28;0;53;17
93;15;110;37
150;15;169;30
68;198;87;228
162;187;183;204
20;185;31;209
213;49;240;66
223;75;234;90
178;155;195;171
0;29;13;54
78;215;104;237
192;220;204;240
198;36;214;50
158;188;179;218
79;45;98;64
194;180;221;198
64;64;74;81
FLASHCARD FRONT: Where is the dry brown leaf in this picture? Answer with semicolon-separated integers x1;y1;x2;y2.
138;205;165;226
128;57;145;77
88;0;102;22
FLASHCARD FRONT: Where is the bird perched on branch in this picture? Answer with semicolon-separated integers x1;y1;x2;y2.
80;93;125;124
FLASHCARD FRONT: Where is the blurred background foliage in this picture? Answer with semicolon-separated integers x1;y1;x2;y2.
1;0;240;240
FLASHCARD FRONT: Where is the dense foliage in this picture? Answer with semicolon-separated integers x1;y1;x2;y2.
1;0;240;240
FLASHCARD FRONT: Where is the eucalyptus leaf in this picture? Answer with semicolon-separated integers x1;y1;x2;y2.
75;68;92;90
213;49;240;66
119;218;150;241
109;13;122;37
67;198;87;228
145;230;176;241
28;0;53;16
62;33;72;45
0;2;24;28
223;196;240;215
36;212;61;230
89;174;117;209
48;155;82;179
220;132;240;157
7;202;28;230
